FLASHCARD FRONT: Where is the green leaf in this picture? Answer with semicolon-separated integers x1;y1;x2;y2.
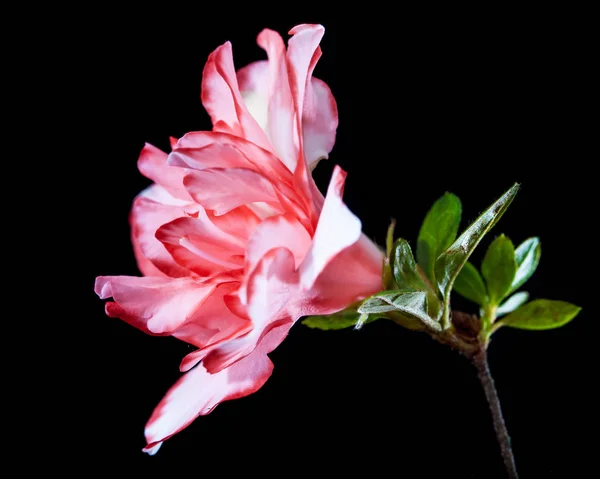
416;193;462;283
510;237;541;293
386;219;396;257
392;238;430;290
481;234;517;305
453;261;488;306
302;309;379;330
435;184;520;303
393;238;442;319
500;299;581;330
496;291;529;317
358;290;441;332
382;219;397;289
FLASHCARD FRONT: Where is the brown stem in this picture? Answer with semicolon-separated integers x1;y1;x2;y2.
473;350;519;479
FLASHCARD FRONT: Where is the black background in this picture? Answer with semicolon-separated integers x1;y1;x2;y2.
61;6;593;477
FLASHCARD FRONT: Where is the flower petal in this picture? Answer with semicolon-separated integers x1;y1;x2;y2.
305;233;383;314
299;165;362;289
286;24;328;222
143;323;290;454
254;28;297;171
155;211;245;277
137;143;191;201
202;248;297;373
201;42;271;151
183;168;283;216
94;276;215;335
130;186;192;278
302;77;338;170
245;213;311;275
176;282;252;365
171;131;292;186
237;60;269;131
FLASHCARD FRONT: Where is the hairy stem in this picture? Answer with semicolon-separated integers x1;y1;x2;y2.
473;351;519;479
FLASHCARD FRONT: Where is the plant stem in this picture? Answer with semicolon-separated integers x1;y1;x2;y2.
473;351;519;479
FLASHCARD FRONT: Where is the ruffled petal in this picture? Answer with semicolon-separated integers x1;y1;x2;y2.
201;248;297;373
171;131;292;187
286;24;328;222
245;213;311;275
176;282;252;363
183;168;284;216
201;42;271;151
255;28;297;171
302;233;383;315
143;323;290;454
155;210;245;277
94;276;216;335
137;143;192;201
302;77;338;170
130;185;192;278
299;165;362;289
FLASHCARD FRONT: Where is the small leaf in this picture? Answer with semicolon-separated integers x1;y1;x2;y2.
416;193;462;283
435;184;519;302
302;310;379;330
499;299;581;330
481;234;517;305
453;261;488;306
382;220;397;289
386;219;396;257
510;237;541;293
393;238;430;290
358;290;441;332
393;238;442;319
496;291;529;317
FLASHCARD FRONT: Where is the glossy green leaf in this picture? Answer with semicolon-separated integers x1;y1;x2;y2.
393;238;429;290
453;261;488;305
358;290;441;332
302;309;379;330
496;291;529;317
435;184;519;302
510;237;541;293
499;299;581;330
416;193;462;283
481;234;517;305
393;238;442;319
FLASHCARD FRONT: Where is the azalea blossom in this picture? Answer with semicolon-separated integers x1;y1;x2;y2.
95;24;383;454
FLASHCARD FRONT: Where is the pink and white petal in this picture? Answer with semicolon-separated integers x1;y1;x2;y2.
300;233;383;316
183;168;283;216
143;324;290;454
207;205;261;244
155;214;244;278
237;60;269;131
177;282;253;370
137;143;192;201
299;166;362;290
286;25;329;223
172;131;292;187
245;213;311;275
94;275;216;335
131;237;167;278
202;248;298;373
303;77;338;170
130;187;191;278
255;28;298;171
168;143;251;171
172;134;309;223
201;43;271;151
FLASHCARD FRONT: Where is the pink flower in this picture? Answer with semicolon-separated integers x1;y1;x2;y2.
95;24;383;454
